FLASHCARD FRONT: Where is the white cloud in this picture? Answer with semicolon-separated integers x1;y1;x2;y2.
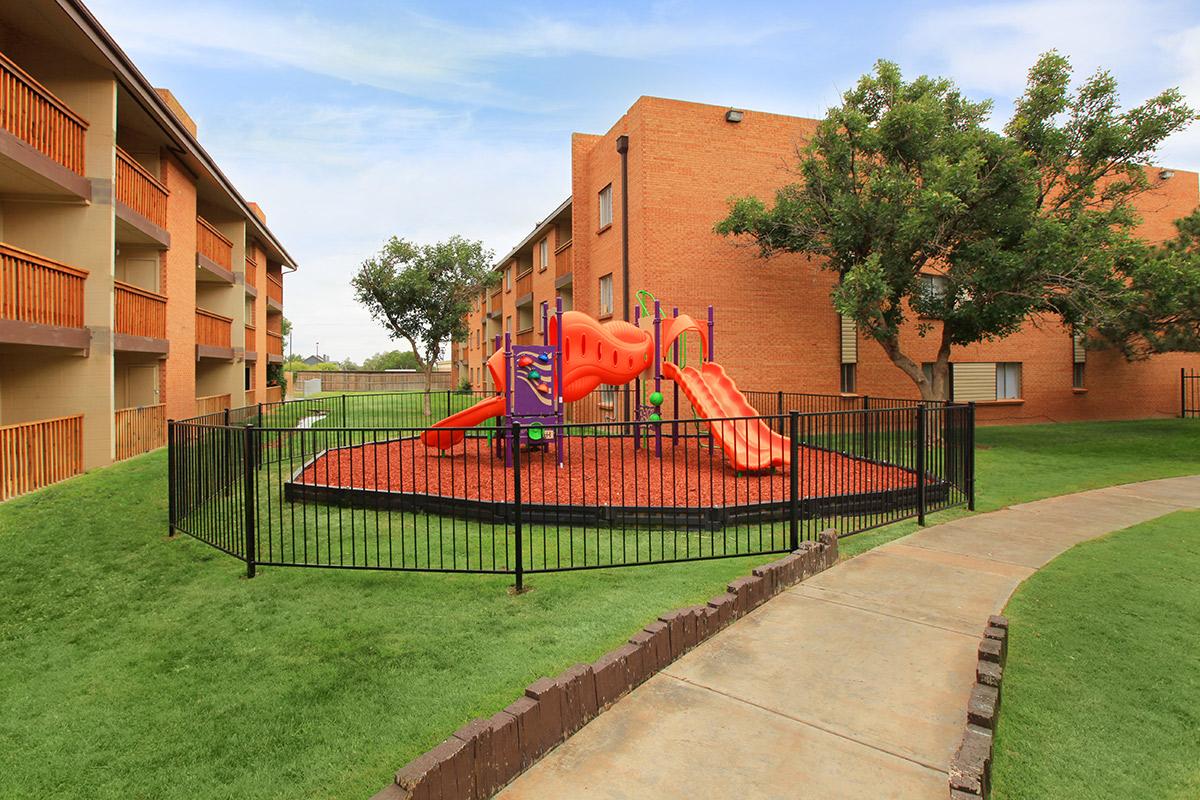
87;0;800;106
903;0;1200;166
215;135;570;362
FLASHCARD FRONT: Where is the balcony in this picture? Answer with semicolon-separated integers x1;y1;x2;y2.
265;270;283;312
196;217;234;283
114;404;165;461
195;394;231;418
266;329;284;363
0;51;90;200
515;269;533;299
0;415;83;500
266;384;282;404
244;388;257;406
114;147;169;247
0;242;90;350
195;307;234;360
113;280;168;354
244;323;257;361
515;329;535;346
554;239;573;287
244;254;258;297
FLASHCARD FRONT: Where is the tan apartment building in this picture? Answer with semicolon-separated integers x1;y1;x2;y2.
462;96;1200;424
0;0;294;499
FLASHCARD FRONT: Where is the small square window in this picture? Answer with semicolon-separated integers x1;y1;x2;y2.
599;184;613;229
840;363;856;394
996;362;1021;399
598;273;614;317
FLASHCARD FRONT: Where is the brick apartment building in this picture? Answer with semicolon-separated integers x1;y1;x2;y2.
461;96;1199;424
0;0;294;499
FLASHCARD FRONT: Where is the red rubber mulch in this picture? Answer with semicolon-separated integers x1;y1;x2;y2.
293;435;917;507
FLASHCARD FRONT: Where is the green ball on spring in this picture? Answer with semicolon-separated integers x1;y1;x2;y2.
649;391;664;406
649;412;661;422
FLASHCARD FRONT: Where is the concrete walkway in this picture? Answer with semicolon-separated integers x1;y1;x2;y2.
498;476;1200;799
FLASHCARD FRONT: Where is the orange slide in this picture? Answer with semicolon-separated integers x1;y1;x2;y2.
421;311;653;449
663;361;791;472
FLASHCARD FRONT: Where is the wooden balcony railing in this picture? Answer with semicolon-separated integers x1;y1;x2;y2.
244;323;257;351
0;242;88;328
266;330;284;357
245;388;257;406
0;414;83;500
0;52;89;175
488;292;501;314
516;269;533;297
115;146;168;228
114;280;166;339
555;239;572;277
266;271;283;304
265;385;282;404
195;307;232;348
114;404;165;461
515;329;535;346
244;254;257;289
196;216;233;269
195;394;231;417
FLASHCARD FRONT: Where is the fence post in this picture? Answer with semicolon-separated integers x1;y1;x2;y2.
167;419;176;537
256;402;264;466
862;395;872;460
777;390;784;432
1182;367;1187;418
789;411;800;549
512;420;524;593
223;407;230;427
915;405;927;526
446;389;452;420
341;393;348;426
967;402;976;511
242;423;257;579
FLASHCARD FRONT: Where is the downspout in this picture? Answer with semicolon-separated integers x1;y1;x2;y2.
616;134;631;423
616;134;630;322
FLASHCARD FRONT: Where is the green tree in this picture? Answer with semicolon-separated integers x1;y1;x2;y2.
352;235;496;414
716;53;1195;400
362;350;421;371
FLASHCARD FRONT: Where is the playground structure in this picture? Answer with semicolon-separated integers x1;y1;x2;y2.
422;291;791;473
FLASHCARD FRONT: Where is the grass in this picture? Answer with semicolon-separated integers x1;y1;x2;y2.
991;511;1200;800
0;417;1197;798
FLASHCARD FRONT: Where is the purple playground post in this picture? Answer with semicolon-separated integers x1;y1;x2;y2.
707;305;715;362
503;331;514;467
653;299;663;458
554;296;564;467
633;304;642;450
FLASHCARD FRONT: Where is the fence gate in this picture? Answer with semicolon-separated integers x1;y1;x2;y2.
1184;369;1200;418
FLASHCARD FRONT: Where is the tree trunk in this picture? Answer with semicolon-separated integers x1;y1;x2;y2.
423;365;433;417
877;332;952;402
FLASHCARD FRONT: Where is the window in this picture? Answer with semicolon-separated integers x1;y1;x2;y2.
538;238;549;271
599;184;613;229
505;315;512;335
505;267;512;291
840;363;857;394
598;273;614;316
920;274;949;301
996;362;1021;399
1073;362;1085;389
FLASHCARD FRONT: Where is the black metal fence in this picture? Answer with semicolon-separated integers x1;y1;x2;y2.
168;391;974;585
1183;369;1200;418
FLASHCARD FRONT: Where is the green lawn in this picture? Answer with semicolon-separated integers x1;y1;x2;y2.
0;418;1197;799
991;511;1200;800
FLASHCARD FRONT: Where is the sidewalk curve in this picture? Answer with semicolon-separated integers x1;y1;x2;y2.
497;476;1200;799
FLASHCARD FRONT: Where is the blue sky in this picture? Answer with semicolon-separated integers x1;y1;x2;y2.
89;0;1200;361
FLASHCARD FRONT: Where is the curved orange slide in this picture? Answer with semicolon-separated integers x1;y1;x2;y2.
663;361;791;472
421;311;653;449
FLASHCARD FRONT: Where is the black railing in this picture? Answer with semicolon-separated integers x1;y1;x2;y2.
167;391;974;585
1183;368;1200;418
